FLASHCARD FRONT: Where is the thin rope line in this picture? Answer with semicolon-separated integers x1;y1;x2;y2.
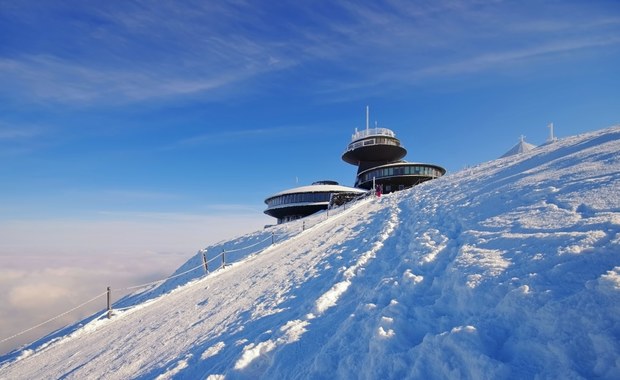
223;235;272;253
1;199;373;346
0;291;108;344
121;262;206;291
121;235;273;291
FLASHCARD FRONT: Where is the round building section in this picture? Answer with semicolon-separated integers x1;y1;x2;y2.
355;162;446;192
264;181;366;224
342;128;407;168
341;108;446;194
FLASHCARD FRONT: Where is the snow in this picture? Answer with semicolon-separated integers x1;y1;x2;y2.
500;136;537;158
266;184;366;198
1;126;619;379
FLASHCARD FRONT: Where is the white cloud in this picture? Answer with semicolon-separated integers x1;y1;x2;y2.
0;213;270;255
0;2;298;104
8;283;73;310
0;55;269;104
1;2;618;104
0;263;173;356
0;121;54;156
171;125;313;148
97;190;181;201
407;36;620;80
0;124;41;140
0;212;271;355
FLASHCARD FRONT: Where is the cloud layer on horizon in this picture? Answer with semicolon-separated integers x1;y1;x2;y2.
0;212;269;355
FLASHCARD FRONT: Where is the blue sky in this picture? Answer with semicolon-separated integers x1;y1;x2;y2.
1;0;619;354
1;0;619;223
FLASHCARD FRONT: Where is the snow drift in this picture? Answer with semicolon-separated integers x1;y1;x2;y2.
1;126;619;379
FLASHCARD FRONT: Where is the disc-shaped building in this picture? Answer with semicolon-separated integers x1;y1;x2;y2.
264;181;365;224
342;121;445;193
264;108;445;223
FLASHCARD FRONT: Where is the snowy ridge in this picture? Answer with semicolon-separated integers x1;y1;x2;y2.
500;137;537;158
1;126;619;379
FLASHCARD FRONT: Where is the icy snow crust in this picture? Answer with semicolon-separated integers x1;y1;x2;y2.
1;127;620;379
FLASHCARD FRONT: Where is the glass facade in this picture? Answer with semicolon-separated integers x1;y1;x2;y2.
345;136;400;152
357;164;443;186
266;192;332;208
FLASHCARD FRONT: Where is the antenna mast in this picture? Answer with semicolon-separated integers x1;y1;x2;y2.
366;105;369;131
547;122;556;142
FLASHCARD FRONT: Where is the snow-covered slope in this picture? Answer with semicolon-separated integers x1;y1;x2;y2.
1;126;619;379
500;136;537;157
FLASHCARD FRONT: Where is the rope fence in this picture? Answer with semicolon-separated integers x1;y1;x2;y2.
0;232;287;348
1;190;376;350
0;292;108;345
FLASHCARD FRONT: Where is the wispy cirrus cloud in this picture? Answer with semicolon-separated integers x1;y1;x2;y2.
0;1;297;105
0;55;286;104
97;189;181;202
170;125;314;149
407;35;620;80
1;1;618;105
301;1;620;100
0;121;53;156
0;123;42;140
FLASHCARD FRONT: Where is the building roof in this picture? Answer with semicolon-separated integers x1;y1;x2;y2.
501;136;537;158
357;161;447;175
350;127;396;142
266;184;366;199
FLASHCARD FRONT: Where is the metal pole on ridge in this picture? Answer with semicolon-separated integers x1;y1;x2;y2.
373;176;376;196
222;248;226;268
106;286;112;319
202;250;209;273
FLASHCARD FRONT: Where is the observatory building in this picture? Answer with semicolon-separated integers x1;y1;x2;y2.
264;107;445;223
264;181;365;224
342;107;445;193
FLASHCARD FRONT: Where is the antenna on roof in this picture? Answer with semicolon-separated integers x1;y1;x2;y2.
366;105;369;131
547;122;556;143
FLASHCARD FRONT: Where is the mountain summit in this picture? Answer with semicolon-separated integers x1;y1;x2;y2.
2;127;619;379
500;135;537;158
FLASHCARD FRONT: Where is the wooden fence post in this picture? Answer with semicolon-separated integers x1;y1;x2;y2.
202;250;209;273
221;248;226;268
107;286;112;319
